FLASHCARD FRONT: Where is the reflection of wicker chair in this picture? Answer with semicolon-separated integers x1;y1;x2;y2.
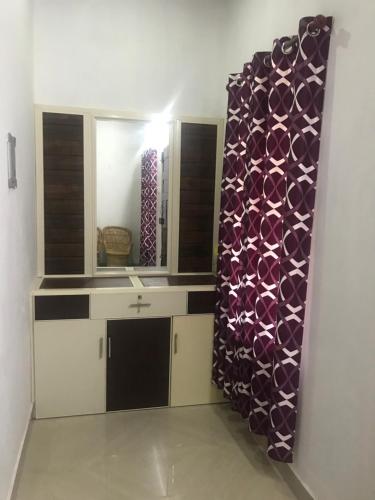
103;226;132;267
97;228;106;266
97;228;103;250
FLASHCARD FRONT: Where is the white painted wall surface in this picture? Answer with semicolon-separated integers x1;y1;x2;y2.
0;1;36;499
223;2;375;500
33;0;230;117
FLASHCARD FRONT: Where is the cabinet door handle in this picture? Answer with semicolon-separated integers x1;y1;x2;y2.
129;303;152;313
99;337;104;359
129;303;151;308
108;337;112;359
174;333;178;354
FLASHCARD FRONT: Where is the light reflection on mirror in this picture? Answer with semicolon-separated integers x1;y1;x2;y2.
96;118;170;270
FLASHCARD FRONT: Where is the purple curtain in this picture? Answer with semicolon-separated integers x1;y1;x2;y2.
213;16;332;462
140;149;158;266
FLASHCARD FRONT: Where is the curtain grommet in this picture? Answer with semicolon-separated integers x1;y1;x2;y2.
281;35;298;55
281;41;294;55
263;55;271;68
307;21;321;37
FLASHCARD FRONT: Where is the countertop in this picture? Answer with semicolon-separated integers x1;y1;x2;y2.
32;275;216;295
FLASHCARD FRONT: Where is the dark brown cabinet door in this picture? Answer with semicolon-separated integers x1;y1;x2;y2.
107;318;171;411
43;112;85;275
178;123;217;273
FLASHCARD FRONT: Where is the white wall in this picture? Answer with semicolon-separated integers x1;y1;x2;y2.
224;2;375;500
33;0;230;117
0;1;36;499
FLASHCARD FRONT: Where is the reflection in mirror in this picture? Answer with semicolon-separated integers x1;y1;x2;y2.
96;118;170;270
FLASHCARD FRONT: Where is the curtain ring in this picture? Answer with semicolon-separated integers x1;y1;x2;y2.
281;41;294;55
307;20;321;37
263;54;271;67
281;35;298;55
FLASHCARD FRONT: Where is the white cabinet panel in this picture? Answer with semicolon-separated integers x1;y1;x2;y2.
171;315;225;407
34;319;106;418
90;291;187;319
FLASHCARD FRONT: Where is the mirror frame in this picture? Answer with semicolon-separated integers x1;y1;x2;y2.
91;111;175;276
35;105;224;278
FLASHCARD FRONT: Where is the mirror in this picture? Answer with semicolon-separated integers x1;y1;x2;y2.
96;117;170;271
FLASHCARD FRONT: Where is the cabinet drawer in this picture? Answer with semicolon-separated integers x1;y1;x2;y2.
35;295;89;320
187;291;216;314
90;291;187;319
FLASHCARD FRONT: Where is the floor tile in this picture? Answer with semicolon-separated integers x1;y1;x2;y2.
13;405;296;500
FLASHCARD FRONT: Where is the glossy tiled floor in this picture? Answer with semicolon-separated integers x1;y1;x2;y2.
14;405;296;500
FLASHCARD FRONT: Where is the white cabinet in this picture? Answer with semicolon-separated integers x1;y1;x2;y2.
170;315;225;407
34;319;106;418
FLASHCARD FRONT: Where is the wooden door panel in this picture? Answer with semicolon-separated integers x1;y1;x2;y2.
107;318;171;411
43;112;85;275
171;315;225;406
34;319;106;418
178;123;217;273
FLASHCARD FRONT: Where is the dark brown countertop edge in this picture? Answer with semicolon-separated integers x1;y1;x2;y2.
40;275;217;290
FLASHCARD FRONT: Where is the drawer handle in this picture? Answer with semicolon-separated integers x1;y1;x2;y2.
129;303;151;313
174;333;178;354
99;337;104;359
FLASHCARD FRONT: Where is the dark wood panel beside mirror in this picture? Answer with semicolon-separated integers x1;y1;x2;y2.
178;123;217;273
43;113;85;274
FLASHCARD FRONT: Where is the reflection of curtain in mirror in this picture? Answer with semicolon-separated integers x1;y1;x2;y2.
140;149;158;266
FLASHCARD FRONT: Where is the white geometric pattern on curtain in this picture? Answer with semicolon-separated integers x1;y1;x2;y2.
213;15;332;463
